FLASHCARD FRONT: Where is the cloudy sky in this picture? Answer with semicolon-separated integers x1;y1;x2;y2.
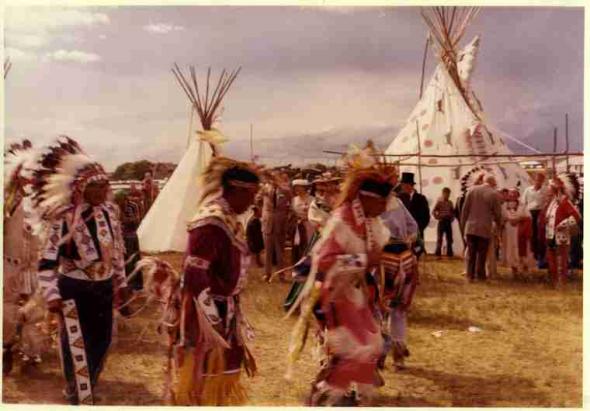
4;6;584;170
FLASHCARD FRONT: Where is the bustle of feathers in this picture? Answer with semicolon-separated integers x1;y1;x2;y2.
337;140;398;206
28;135;108;220
197;156;261;207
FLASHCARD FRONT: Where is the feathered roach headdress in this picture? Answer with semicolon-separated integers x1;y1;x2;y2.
4;139;35;217
28;136;109;219
336;140;398;206
197;156;261;207
551;172;581;204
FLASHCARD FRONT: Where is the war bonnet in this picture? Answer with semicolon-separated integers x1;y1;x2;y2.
28;136;108;219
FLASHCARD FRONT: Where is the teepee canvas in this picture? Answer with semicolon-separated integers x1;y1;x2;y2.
385;8;531;255
138;65;240;253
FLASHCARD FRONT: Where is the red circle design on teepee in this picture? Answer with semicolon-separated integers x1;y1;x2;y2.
424;140;433;148
432;176;443;184
428;158;438;164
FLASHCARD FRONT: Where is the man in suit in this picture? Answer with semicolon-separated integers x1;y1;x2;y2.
397;172;430;254
460;173;504;281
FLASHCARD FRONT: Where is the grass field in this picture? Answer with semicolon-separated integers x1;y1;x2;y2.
2;254;583;406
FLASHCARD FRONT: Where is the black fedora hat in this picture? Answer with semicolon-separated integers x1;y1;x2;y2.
400;172;416;185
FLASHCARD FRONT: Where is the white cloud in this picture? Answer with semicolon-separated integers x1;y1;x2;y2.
317;6;357;15
5;47;36;61
6;8;110;33
143;23;185;34
47;49;101;63
8;33;47;49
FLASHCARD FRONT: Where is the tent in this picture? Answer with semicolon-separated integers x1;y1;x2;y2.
138;65;240;253
385;7;532;255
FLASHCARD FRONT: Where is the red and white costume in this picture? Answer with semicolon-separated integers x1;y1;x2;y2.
539;193;580;285
305;198;390;404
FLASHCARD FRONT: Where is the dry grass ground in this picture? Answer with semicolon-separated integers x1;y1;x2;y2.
3;253;582;406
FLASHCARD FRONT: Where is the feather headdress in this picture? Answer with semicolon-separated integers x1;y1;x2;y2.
197;156;261;207
551;172;581;204
337;140;398;205
28;136;108;219
460;165;487;195
4;139;34;189
4;139;36;218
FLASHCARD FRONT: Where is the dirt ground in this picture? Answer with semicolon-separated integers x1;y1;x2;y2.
2;254;583;406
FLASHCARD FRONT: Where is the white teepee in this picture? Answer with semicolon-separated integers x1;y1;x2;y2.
138;65;240;253
385;8;532;255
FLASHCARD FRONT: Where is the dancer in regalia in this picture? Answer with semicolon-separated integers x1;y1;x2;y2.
30;136;130;404
287;142;395;406
3;140;46;370
4;140;39;302
538;173;581;288
380;192;419;370
171;156;260;405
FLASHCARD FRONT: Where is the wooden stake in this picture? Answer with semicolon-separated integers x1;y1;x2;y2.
415;120;423;193
565;113;570;172
552;127;557;174
250;123;254;162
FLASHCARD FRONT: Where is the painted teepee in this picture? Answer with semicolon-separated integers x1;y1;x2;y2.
385;7;531;255
138;65;240;252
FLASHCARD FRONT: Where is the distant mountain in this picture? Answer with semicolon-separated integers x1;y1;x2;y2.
223;125;398;166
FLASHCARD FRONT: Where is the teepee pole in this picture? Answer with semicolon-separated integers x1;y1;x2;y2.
4;58;12;79
419;34;430;99
186;105;195;149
